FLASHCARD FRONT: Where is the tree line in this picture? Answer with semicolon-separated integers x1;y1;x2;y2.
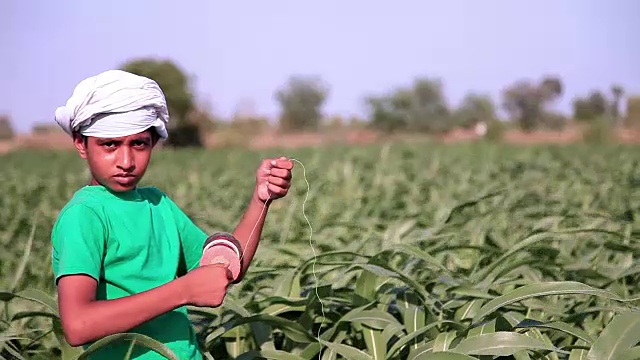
1;57;638;145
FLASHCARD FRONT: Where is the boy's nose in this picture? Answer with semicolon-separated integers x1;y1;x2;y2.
116;148;135;171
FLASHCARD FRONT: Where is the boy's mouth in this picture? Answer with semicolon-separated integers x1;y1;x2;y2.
114;173;135;178
113;174;137;184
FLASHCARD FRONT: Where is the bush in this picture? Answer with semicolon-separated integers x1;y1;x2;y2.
164;124;204;148
582;117;614;144
484;120;506;142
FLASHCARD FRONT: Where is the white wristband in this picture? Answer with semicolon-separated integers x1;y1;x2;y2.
203;239;241;258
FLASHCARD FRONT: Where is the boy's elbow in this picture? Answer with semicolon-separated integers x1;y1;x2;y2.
65;334;86;348
56;275;103;347
62;319;92;347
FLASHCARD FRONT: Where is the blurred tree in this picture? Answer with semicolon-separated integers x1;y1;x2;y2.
610;84;624;127
31;123;64;135
187;102;217;133
120;58;203;147
453;92;496;129
365;91;410;133
0;115;14;140
365;77;451;133
502;75;565;131
502;80;542;131
324;115;346;132
626;95;640;128
541;111;569;131
408;78;450;132
539;76;563;102
573;90;607;122
275;75;329;132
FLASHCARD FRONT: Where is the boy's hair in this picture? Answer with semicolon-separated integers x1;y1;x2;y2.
54;70;170;141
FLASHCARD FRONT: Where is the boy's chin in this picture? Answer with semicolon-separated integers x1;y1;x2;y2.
102;178;140;192
111;184;138;192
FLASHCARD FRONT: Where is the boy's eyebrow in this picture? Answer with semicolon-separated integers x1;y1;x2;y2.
132;136;152;142
95;135;151;142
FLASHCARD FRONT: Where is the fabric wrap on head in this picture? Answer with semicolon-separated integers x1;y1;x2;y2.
54;69;169;140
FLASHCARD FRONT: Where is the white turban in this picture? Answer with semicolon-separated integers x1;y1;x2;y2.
54;69;170;140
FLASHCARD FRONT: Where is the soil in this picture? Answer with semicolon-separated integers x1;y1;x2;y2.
1;124;639;156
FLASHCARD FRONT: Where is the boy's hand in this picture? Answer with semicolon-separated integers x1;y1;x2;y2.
254;156;294;204
182;265;232;308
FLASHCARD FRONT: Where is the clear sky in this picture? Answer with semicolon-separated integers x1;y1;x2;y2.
1;0;638;134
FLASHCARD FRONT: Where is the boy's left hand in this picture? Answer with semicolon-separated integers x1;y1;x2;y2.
254;156;294;204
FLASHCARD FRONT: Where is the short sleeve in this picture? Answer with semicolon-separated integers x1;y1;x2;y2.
162;194;208;273
51;204;107;285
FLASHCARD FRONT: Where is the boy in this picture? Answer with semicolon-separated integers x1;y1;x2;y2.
51;70;294;359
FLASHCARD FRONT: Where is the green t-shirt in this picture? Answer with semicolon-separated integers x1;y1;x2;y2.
51;185;209;360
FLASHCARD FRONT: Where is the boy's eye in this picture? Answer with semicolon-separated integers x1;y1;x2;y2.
132;141;149;147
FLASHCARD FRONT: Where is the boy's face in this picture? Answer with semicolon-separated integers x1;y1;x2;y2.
73;129;158;192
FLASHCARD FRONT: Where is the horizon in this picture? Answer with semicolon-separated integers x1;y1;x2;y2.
2;0;639;134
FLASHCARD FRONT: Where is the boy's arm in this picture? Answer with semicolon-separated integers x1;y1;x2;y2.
52;204;193;346
174;158;292;282
231;190;271;282
57;274;189;347
228;157;293;281
220;158;293;281
59;192;273;346
168;189;269;282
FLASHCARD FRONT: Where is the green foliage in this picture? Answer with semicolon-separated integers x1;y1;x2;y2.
541;111;568;131
120;58;194;127
573;90;608;122
625;96;640;128
483;120;506;142
215;116;271;148
365;78;451;134
275;75;330;132
453;93;496;129
582;117;615;144
2;142;640;359
501;75;565;132
573;85;627;129
31;123;63;135
610;84;625;126
0;115;14;140
120;58;207;148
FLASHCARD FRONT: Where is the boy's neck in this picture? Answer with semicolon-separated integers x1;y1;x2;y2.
85;182;143;201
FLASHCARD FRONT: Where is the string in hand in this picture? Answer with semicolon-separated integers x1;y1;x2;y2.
242;158;325;342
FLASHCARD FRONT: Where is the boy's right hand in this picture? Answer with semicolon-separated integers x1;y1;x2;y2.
182;264;232;307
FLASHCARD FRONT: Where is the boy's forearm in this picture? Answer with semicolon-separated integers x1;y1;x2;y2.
232;189;270;281
61;277;189;346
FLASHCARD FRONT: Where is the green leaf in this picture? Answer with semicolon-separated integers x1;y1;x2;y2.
412;352;479;360
75;333;179;360
318;338;374;360
514;319;595;344
205;313;316;345
341;309;404;330
587;311;640;360
237;349;307;360
472;281;639;325
450;331;562;356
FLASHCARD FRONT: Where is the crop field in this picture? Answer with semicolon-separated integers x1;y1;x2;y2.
1;141;640;360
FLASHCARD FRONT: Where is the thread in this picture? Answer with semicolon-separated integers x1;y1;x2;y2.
239;157;325;344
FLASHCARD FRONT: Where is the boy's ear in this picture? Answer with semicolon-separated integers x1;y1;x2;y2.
72;132;88;159
151;130;160;147
151;131;160;146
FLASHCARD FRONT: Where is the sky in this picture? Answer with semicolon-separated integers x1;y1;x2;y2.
1;0;639;134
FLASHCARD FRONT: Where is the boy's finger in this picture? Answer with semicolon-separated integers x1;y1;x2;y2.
267;183;288;196
268;176;290;188
272;159;293;170
269;168;291;179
